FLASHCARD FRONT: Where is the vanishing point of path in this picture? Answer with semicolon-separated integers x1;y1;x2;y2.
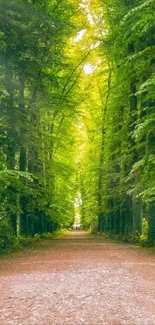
0;231;155;325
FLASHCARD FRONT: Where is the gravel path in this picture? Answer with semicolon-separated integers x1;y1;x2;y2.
0;231;155;325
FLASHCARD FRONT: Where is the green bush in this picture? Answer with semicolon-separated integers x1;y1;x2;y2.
40;229;68;239
18;234;41;247
0;218;19;253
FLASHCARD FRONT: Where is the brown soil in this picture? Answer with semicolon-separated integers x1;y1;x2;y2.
0;231;155;325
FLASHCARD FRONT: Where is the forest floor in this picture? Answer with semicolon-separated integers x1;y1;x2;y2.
0;231;155;325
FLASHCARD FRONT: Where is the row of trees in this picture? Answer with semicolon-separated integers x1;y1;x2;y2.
1;0;155;248
0;0;81;247
79;0;155;245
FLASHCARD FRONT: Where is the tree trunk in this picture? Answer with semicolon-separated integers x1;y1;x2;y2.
98;68;111;232
5;56;18;235
148;203;155;246
19;75;28;236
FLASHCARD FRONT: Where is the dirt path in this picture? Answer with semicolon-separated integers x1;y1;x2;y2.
0;231;155;325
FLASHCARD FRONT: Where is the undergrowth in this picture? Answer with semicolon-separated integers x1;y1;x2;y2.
90;218;153;247
0;229;69;256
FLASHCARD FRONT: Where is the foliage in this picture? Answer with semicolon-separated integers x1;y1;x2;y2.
77;0;155;245
0;219;19;253
0;0;80;250
1;0;155;250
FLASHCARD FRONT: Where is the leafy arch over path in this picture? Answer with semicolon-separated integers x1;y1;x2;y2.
0;0;155;250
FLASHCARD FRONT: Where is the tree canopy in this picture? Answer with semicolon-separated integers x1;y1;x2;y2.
0;0;155;250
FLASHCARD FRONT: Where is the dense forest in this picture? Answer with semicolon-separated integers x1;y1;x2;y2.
0;0;155;251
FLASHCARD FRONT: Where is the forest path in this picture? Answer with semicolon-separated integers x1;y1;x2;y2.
0;231;155;325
